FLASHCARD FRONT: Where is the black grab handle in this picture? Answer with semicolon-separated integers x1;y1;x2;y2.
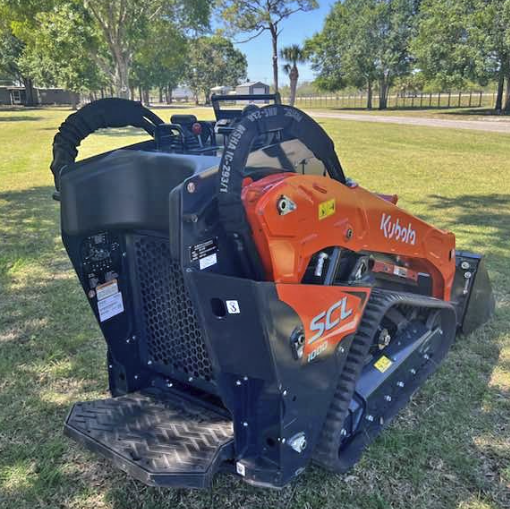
216;104;346;280
50;98;164;190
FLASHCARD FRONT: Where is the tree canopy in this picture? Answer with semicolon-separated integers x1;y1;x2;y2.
185;35;247;104
0;0;213;102
18;2;106;106
217;0;317;93
413;0;510;110
82;0;211;96
0;0;509;111
280;44;306;105
307;0;418;109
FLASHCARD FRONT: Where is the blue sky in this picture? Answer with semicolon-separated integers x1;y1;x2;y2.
226;1;336;85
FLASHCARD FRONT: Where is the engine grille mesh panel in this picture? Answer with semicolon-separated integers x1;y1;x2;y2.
134;236;214;383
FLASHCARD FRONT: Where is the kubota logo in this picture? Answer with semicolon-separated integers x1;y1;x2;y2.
309;297;353;344
380;213;417;245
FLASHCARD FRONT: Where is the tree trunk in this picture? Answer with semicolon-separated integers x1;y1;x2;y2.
167;85;173;104
138;86;143;103
289;66;299;106
22;77;36;107
129;87;135;100
367;80;373;110
143;89;150;106
379;79;389;110
100;88;105;99
495;67;505;111
289;78;297;106
113;51;130;98
504;74;510;112
270;24;279;93
159;87;163;103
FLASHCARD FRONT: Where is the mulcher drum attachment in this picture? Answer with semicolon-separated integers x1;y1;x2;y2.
65;389;234;488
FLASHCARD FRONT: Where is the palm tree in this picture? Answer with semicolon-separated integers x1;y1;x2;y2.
280;44;306;106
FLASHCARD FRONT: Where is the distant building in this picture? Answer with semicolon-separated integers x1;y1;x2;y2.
234;81;270;104
210;85;233;95
0;86;26;105
0;86;79;106
37;88;79;105
235;81;270;96
172;87;194;102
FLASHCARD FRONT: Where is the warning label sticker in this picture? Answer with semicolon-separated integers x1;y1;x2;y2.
98;292;124;322
96;279;118;301
190;238;219;262
318;199;336;220
374;355;393;373
199;253;217;270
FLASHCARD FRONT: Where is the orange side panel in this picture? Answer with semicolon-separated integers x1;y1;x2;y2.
243;174;456;300
277;284;371;363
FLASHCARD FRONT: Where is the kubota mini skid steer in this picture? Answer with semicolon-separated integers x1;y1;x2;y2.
50;97;494;489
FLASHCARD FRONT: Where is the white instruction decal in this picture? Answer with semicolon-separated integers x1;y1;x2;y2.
98;292;124;322
226;300;240;314
96;279;119;301
199;253;217;270
236;461;246;477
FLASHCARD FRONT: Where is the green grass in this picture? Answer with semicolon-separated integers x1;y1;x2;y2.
0;105;509;509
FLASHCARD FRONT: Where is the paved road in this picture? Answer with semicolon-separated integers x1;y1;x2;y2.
308;111;510;134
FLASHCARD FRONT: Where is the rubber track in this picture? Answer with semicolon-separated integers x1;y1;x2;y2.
313;289;455;470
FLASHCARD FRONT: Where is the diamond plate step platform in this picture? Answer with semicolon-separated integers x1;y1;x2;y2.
64;389;234;488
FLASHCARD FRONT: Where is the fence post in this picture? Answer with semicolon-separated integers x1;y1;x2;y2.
438;92;441;108
469;91;472;108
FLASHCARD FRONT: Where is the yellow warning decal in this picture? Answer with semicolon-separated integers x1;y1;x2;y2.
374;355;393;373
318;199;336;220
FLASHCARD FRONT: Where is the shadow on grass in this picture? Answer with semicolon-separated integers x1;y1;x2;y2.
0;185;508;508
0;186;59;274
414;193;509;287
0;186;111;507
0;115;43;122
441;108;510;118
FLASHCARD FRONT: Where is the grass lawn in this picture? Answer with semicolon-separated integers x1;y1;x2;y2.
0;105;509;509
